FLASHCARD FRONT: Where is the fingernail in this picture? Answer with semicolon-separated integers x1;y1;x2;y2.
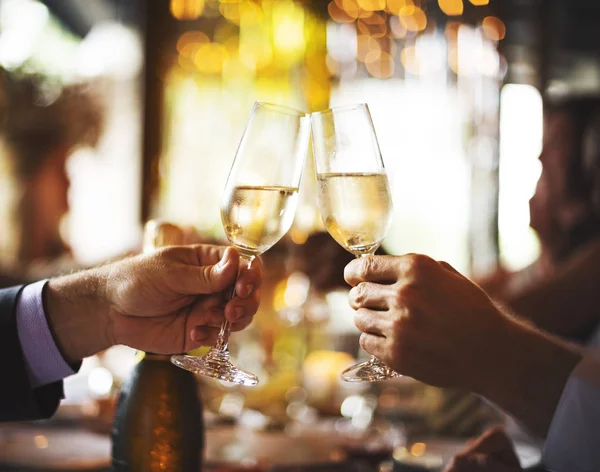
234;307;245;321
243;284;254;297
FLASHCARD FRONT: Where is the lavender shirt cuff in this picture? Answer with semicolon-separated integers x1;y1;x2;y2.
16;280;76;388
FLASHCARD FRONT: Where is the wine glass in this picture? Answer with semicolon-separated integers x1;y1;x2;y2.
171;102;310;386
311;103;399;382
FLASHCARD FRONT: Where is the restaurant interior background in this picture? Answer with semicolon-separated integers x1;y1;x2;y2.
1;0;600;469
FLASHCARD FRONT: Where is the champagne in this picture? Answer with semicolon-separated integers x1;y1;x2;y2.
317;172;392;256
222;185;299;257
112;353;204;472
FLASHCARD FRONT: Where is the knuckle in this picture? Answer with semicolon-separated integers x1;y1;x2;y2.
405;253;434;278
392;282;416;308
350;284;367;307
360;256;376;278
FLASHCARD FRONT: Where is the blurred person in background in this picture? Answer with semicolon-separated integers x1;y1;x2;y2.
480;98;600;343
0;67;102;285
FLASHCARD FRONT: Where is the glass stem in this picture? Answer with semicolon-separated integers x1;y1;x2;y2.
214;254;254;351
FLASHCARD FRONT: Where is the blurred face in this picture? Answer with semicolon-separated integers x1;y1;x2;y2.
529;113;573;248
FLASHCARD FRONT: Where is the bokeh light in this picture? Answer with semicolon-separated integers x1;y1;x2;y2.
482;16;506;41
438;0;464;17
170;0;205;20
398;6;427;32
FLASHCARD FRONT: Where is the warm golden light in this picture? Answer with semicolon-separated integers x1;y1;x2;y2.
328;1;354;23
386;0;413;15
448;45;459;73
356;34;381;62
220;2;241;25
366;50;395;78
170;0;205;20
400;44;419;74
357;0;386;11
336;0;359;19
176;31;209;53
34;435;49;449
365;49;382;64
410;442;426;457
438;0;464;16
470;0;489;5
273;0;305;61
358;13;387;38
444;20;461;40
193;42;227;74
240;1;263;25
482;16;506;40
389;15;407;38
398;6;427;32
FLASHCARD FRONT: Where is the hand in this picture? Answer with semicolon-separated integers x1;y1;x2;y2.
444;427;522;472
45;245;262;362
344;253;582;437
344;254;508;389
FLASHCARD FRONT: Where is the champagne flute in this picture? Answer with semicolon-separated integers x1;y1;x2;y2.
311;103;399;382
171;102;310;386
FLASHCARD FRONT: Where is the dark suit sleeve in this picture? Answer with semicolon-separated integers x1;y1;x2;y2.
0;286;65;422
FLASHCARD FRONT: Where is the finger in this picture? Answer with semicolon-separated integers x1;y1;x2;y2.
190;313;254;345
344;256;399;286
230;315;254;332
186;299;227;328
359;332;386;359
224;289;261;323
464;427;520;467
178;246;240;295
354;308;389;336
349;282;392;310
235;257;264;298
189;326;220;348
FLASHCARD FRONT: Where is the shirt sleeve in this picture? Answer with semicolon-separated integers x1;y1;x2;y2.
15;280;76;388
543;353;600;472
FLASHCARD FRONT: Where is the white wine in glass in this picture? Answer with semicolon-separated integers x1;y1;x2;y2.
222;185;299;257
311;103;399;382
171;102;309;386
317;172;392;256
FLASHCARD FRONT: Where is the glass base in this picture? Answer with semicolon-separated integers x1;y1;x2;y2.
341;357;401;382
171;348;259;386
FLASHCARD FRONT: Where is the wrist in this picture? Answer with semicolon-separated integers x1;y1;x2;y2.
473;313;582;436
44;268;113;363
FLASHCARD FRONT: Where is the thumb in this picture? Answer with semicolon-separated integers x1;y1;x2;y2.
187;246;240;295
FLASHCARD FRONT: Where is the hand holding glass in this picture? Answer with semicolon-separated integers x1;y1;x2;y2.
171;102;309;386
311;103;399;382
